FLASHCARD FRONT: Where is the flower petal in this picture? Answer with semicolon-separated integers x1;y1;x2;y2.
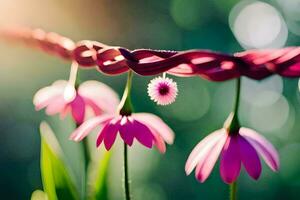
239;128;280;171
70;94;86;124
69;114;113;141
238;135;262;180
152;132;166;153
78;80;119;114
194;131;228;182
45;96;68;115
132;120;154;148
185;129;226;175
119;117;135;146
102;121;120;150
132;113;174;144
33;80;67;110
220;135;241;184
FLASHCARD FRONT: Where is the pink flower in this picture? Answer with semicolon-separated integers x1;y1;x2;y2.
147;76;178;105
70;113;174;153
185;128;279;184
33;80;119;124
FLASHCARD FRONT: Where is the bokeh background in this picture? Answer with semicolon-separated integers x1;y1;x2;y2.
1;0;300;199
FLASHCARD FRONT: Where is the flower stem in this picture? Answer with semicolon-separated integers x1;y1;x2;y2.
227;78;241;133
76;123;90;200
119;71;134;200
123;143;131;200
119;70;134;115
233;78;241;116
82;138;90;172
230;181;237;200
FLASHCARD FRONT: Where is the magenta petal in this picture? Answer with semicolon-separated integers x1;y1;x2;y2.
238;135;262;180
96;127;106;147
240;128;280;171
132;113;174;144
119;117;135;146
132;119;154;148
194;131;228;182
103;121;120;150
185;129;226;175
70;94;86;124
69;115;113;141
220;136;241;184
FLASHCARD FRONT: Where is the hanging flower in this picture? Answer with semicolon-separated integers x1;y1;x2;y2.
33;80;119;124
70;112;174;153
185;127;279;184
147;76;178;105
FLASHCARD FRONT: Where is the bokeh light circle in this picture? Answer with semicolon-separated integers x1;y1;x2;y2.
248;94;290;133
241;76;283;107
229;1;288;49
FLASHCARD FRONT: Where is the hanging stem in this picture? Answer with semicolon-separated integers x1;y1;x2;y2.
230;181;237;200
123;143;131;200
233;78;241;116
119;71;134;200
75;123;90;200
227;78;241;133
82;137;90;172
119;70;134;115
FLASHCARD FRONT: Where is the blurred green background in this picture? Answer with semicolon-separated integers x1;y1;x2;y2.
1;0;300;199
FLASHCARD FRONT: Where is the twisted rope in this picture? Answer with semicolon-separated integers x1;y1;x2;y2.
2;27;300;81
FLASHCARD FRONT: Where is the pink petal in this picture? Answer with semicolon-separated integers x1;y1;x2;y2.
33;80;67;110
84;98;103;116
119;117;135;146
132;113;174;144
238;135;262;180
70;94;86;124
220;135;241;184
101;121;120;150
69;114;113;141
78;80;119;114
60;105;70;119
45;96;68;115
194;131;228;182
185;129;226;175
132;120;154;148
152;132;166;153
239;128;280;171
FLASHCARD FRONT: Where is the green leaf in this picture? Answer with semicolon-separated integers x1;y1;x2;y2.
89;151;111;200
48;116;86;199
30;190;48;200
40;122;79;200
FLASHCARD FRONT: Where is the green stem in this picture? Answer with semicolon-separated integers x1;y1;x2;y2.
123;143;131;200
227;78;241;133
118;71;134;200
75;123;90;200
230;182;237;200
82;138;90;172
119;71;134;116
233;78;241;116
